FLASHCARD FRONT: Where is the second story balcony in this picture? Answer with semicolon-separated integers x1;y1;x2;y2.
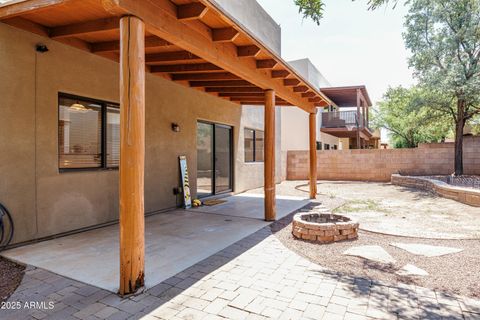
320;110;373;143
321;110;364;129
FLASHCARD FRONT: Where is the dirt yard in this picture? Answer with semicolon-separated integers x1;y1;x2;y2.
0;256;24;302
249;180;480;239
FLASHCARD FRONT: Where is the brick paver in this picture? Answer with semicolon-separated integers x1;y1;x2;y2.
2;225;479;319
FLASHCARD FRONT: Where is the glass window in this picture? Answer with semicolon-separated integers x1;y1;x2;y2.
106;106;120;168
58;94;119;170
59;97;102;169
325;144;330;150
244;128;255;162
244;128;264;162
254;130;264;162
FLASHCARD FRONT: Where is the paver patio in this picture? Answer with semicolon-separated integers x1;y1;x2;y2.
2;224;480;320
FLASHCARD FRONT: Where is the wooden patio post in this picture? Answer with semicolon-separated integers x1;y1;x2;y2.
119;15;145;296
309;112;317;199
356;89;361;149
264;89;276;221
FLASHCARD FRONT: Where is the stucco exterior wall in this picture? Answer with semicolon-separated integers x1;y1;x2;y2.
287;136;480;181
236;106;282;192
0;23;273;244
211;0;281;55
280;107;339;151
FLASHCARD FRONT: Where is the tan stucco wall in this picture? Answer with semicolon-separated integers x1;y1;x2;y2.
236;105;282;192
0;23;272;244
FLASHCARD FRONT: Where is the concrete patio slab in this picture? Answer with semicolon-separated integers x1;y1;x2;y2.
390;243;463;257
343;245;396;264
2;194;308;293
188;193;309;220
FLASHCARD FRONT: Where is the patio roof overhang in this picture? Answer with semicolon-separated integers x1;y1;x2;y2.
321;85;372;108
0;0;323;295
0;0;333;113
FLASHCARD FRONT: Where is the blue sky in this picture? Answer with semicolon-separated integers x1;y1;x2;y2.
257;0;415;106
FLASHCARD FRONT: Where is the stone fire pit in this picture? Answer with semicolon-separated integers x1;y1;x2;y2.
292;212;359;243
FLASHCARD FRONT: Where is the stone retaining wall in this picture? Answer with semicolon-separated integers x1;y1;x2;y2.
391;174;480;207
287;136;480;182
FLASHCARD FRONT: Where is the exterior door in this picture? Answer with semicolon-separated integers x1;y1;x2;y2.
196;121;233;197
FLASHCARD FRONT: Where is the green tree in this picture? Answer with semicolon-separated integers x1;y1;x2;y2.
404;0;480;175
373;86;452;148
294;0;396;25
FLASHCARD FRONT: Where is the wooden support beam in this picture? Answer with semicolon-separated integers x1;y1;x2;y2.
177;3;208;20
293;86;309;93
283;79;301;86
205;87;263;93
212;27;239;42
237;45;260;57
50;17;120;39
271;70;290;78
92;36;171;53
302;92;316;98
145;51;199;63
356;88;361;149
309;112;318;199
309;97;322;103
119;15;145;297
264;89;276;221
0;0;66;19
256;59;277;69
172;72;239;81
151;63;221;73
2;16;49;37
189;80;252;87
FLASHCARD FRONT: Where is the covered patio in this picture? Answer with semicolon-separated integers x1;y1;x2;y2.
0;0;331;295
2;193;309;292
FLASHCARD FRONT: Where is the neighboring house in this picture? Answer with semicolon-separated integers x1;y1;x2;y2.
279;59;375;177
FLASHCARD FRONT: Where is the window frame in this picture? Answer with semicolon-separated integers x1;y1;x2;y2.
244;127;264;163
58;92;120;172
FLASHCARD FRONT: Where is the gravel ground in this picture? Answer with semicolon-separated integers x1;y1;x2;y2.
0;256;24;302
249;180;480;239
271;211;480;299
247;180;480;297
425;175;480;189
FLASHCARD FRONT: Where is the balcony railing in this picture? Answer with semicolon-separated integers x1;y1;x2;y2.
321;111;364;129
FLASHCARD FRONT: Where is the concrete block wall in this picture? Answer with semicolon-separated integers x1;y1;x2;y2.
287;136;480;182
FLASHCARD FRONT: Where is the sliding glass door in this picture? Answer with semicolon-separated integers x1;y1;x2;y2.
196;121;233;197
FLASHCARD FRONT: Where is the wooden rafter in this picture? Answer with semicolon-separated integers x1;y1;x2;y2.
172;72;239;81
50;17;120;39
145;51;200;63
302;92;316;98
271;70;289;78
189;80;253;87
151;63;221;73
256;59;277;69
212;27;239;42
293;86;309;93
237;45;260;57
205;87;263;93
283;79;300;86
177;3;208;20
92;36;171;53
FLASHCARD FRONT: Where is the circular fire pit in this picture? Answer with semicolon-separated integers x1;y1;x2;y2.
292;212;359;243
